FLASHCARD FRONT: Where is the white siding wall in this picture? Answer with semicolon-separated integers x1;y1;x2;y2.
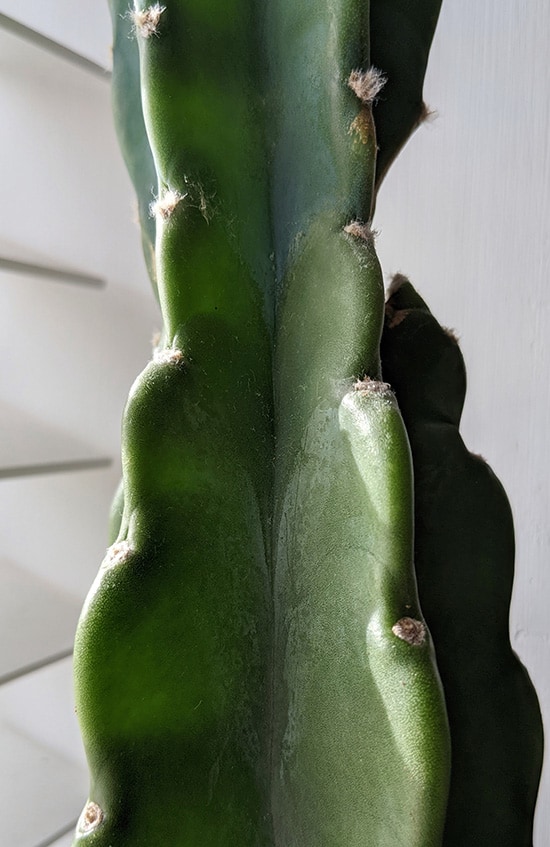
0;2;547;845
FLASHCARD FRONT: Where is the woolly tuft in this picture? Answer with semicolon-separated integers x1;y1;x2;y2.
344;220;376;242
150;189;185;220
130;4;165;38
154;347;185;366
348;67;386;104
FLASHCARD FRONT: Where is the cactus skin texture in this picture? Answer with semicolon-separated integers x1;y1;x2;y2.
72;1;453;845
380;278;544;846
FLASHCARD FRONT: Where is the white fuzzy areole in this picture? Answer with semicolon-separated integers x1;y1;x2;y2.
78;801;104;834
353;377;392;394
150;189;185;220
392;616;426;646
103;540;132;568
153;347;185;366
348;67;386;103
344;220;376;242
131;4;166;38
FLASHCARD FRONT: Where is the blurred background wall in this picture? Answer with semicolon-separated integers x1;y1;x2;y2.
0;3;547;845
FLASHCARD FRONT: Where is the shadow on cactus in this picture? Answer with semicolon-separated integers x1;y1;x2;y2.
381;277;543;846
71;1;543;845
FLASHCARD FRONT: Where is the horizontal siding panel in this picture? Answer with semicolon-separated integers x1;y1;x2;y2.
0;22;157;455
0;659;87;847
0;561;80;683
0;2;112;70
0;466;121;600
0;23;155;302
0;657;86;770
0;727;84;847
0;399;112;475
0;255;105;288
0;257;151;459
45;830;78;847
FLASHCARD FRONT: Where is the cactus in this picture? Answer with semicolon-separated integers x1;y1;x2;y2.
71;1;542;845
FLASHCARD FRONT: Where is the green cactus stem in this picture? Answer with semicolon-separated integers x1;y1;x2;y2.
73;1;451;844
380;277;544;846
271;376;450;845
75;2;274;843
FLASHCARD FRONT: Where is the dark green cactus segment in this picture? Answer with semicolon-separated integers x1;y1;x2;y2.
370;0;442;189
381;278;544;847
134;0;275;329
74;346;273;846
269;0;384;489
131;0;275;504
75;2;275;843
383;275;466;426
265;6;451;834
266;0;376;281
109;1;158;294
273;221;385;492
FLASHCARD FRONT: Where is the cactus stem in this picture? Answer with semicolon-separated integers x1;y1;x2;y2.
103;540;133;568
348;67;386;104
150;189;185;220
153;347;185;366
130;4;165;39
392;617;426;646
77;801;104;834
343;221;377;242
